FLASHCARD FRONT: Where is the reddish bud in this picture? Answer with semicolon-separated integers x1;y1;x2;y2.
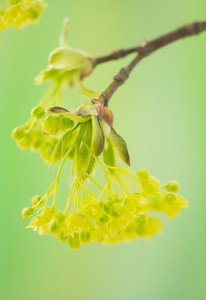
103;108;114;127
95;104;104;119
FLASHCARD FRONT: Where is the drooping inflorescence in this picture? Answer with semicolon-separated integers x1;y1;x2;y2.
12;18;188;249
14;100;187;249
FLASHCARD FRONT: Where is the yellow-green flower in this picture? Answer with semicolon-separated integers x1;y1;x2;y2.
35;18;99;98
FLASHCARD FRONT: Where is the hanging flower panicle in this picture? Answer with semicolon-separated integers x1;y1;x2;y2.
0;0;46;31
20;100;188;249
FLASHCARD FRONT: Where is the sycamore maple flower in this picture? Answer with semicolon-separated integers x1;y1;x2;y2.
20;100;188;249
0;0;46;31
35;18;99;98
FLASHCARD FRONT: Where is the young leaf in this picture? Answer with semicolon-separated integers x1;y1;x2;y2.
86;155;96;176
79;122;92;174
91;116;104;156
109;128;130;166
50;129;78;165
47;107;91;122
103;138;115;167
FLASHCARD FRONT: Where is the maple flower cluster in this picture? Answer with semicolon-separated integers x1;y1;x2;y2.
12;19;188;249
0;0;46;32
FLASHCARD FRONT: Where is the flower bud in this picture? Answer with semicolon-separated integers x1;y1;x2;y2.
80;231;91;243
68;233;81;249
103;202;113;215
11;127;24;140
142;176;160;195
32;138;42;150
31;195;43;209
138;169;149;182
109;219;122;238
98;214;110;225
50;219;61;235
165;193;177;204
21;207;34;219
58;231;68;243
31;106;45;120
95;104;104;119
103;108;113;127
17;134;32;149
55;212;66;224
42;116;60;135
163;181;179;193
125;197;137;214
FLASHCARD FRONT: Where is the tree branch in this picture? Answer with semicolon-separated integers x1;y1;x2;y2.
97;21;206;106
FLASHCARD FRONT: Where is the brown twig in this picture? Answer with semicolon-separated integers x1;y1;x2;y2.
97;21;206;106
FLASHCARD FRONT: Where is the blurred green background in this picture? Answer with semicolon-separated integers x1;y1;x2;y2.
1;0;206;299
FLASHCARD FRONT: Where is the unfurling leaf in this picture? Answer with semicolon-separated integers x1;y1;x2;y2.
86;156;96;176
79;122;93;176
47;106;91;122
103;138;115;167
109;128;130;166
91;116;104;156
50;130;78;165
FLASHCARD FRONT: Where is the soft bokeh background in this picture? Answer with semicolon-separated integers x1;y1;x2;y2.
1;0;206;299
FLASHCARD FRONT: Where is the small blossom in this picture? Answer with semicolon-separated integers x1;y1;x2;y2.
35;18;99;98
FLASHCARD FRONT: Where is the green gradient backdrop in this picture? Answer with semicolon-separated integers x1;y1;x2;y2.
1;0;206;299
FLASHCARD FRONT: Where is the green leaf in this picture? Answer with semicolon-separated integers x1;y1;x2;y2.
50;138;63;164
91;116;104;156
103;138;115;167
47;106;91;122
78;121;96;177
79;122;92;172
50;130;78;165
109;128;130;166
86;155;96;176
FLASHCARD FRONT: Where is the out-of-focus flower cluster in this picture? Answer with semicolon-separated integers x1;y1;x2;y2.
0;0;46;31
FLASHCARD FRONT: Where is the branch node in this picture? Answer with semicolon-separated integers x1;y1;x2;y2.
114;68;129;85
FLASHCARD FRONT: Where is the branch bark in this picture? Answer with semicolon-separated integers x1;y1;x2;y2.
97;21;206;106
